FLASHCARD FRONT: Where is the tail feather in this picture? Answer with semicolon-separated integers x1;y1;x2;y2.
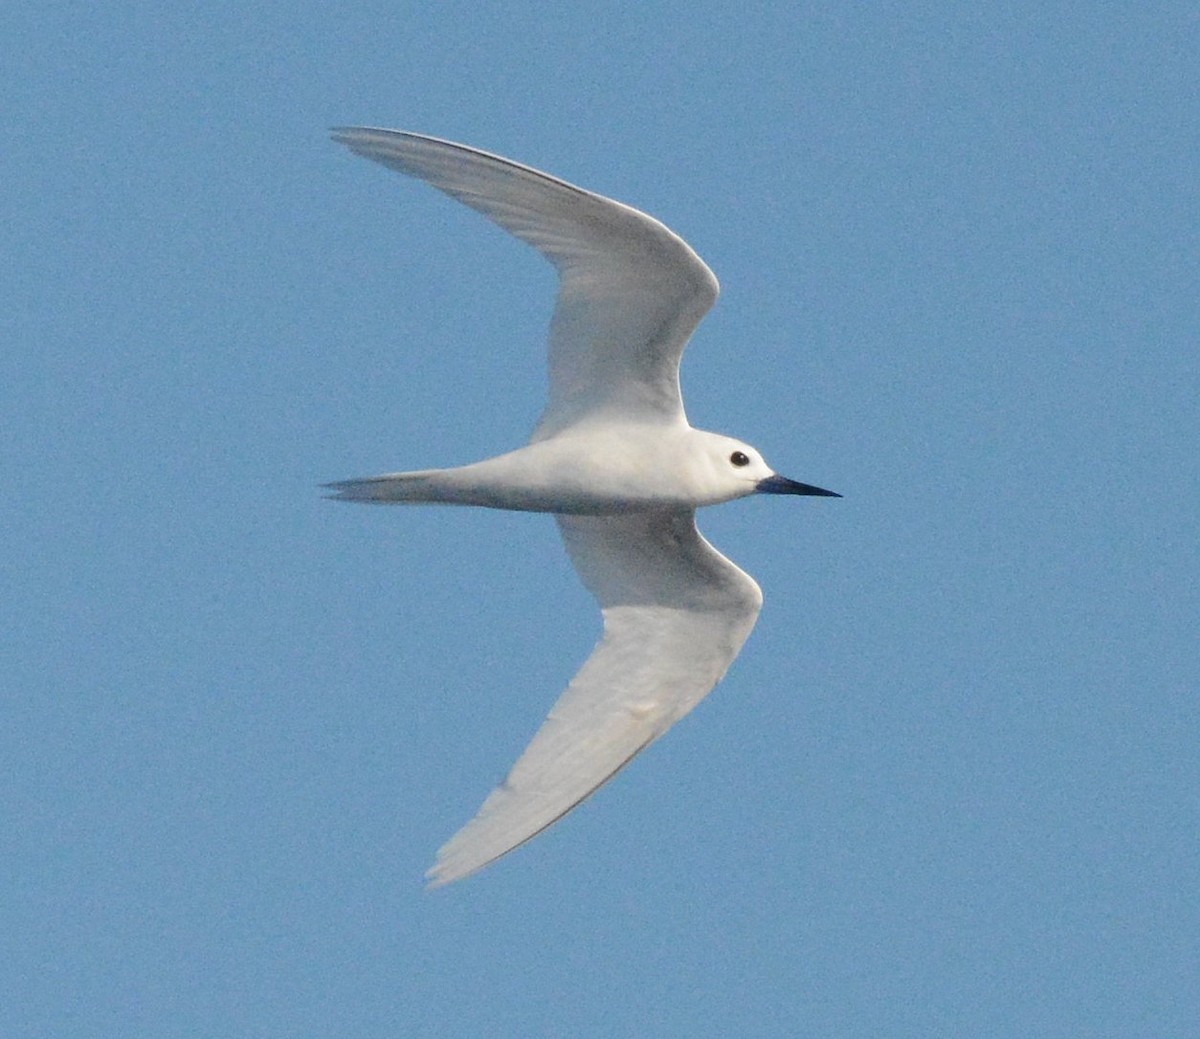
323;470;440;503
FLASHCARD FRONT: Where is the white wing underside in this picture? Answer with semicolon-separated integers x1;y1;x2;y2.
331;128;719;438
427;511;762;887
332;129;756;887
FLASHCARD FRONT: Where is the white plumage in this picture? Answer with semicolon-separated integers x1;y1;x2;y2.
327;128;838;886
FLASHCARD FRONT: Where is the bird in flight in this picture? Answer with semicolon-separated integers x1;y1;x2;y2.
327;128;839;886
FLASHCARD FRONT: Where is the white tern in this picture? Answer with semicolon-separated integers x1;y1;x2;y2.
326;128;839;886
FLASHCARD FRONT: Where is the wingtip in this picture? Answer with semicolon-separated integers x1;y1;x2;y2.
423;869;451;892
423;838;499;889
422;857;479;890
329;125;386;148
329;126;362;148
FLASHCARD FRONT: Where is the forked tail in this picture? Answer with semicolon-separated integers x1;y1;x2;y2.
323;470;444;503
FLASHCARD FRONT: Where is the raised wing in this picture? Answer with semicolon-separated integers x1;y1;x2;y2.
331;128;719;438
426;510;762;887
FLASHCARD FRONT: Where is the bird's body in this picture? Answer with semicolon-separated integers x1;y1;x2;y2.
331;424;781;514
328;128;838;886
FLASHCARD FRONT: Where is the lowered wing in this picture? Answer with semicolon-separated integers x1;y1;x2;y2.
426;510;761;887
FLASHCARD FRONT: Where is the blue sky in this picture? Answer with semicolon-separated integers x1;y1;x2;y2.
5;2;1198;1036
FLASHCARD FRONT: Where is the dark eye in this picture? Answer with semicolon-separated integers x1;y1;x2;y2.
730;451;750;467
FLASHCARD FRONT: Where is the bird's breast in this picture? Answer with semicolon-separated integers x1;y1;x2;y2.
444;430;704;514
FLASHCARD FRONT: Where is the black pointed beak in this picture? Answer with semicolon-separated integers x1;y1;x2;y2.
757;474;842;497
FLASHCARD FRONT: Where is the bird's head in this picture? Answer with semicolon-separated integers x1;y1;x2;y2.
693;432;841;504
